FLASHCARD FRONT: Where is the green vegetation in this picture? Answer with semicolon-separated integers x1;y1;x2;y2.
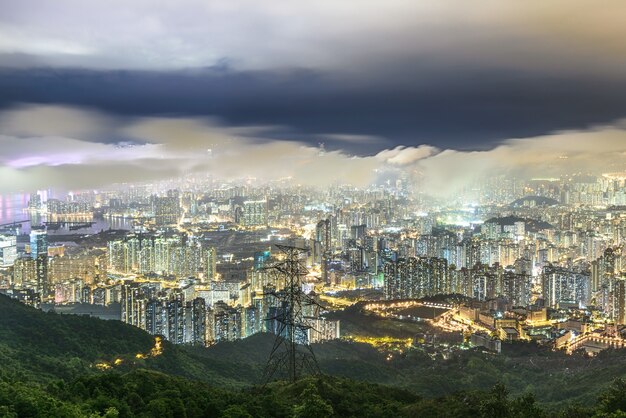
0;370;549;418
0;294;153;383
4;294;626;416
5;366;626;417
325;302;431;339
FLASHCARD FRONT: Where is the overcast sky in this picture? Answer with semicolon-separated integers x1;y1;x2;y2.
1;1;626;192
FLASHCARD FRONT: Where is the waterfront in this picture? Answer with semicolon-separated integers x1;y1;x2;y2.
0;193;132;235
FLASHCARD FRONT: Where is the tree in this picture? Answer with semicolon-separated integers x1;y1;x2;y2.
293;383;334;418
480;383;510;418
89;407;119;418
597;379;626;415
221;405;254;418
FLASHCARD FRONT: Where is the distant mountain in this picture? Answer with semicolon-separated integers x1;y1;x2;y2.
510;195;560;208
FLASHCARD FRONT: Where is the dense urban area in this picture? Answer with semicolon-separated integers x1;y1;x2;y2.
2;172;626;358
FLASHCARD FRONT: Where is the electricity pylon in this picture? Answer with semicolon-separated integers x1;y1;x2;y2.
263;244;321;383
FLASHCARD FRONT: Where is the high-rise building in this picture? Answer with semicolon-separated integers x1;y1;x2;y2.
28;193;42;210
306;317;340;343
469;263;502;301
121;283;142;326
383;256;449;300
0;235;17;267
13;257;36;288
35;255;48;297
610;276;626;325
109;234;205;279
29;227;48;259
167;297;185;344
154;236;176;272
108;240;126;273
243;305;262;337
189;298;207;345
542;265;591;308
48;254;99;285
203;247;217;283
502;270;531;307
146;299;168;336
211;301;242;342
242;200;267;226
153;190;181;226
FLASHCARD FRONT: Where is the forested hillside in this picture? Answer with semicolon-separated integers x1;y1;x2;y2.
3;295;626;417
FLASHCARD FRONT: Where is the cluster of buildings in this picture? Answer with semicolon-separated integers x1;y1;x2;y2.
46;198;92;216
118;277;339;345
107;233;217;280
4;173;626;355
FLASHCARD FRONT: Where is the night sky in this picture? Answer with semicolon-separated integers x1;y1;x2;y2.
1;1;626;191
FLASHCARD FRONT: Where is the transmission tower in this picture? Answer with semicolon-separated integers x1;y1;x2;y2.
263;244;321;383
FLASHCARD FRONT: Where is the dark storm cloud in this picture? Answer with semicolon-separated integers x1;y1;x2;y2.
3;1;626;151
1;66;626;153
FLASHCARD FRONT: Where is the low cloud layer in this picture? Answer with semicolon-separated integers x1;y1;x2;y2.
0;104;384;191
414;128;626;197
0;104;625;197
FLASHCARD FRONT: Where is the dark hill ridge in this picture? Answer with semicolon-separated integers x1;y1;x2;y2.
510;195;560;207
0;294;154;382
484;215;554;232
484;215;524;225
4;293;626;416
0;294;260;386
0;294;152;359
0;294;396;387
7;294;626;412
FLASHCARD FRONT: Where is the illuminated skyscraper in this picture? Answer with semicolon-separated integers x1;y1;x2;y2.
146;299;167;336
610;276;626;325
242;200;267;226
13;257;36;288
0;235;17;267
153;190;181;226
204;246;217;282
383;256;449;300
542;265;591;308
154;237;175;273
189;298;207;345
167;298;185;344
502;270;531;307
29;227;48;259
